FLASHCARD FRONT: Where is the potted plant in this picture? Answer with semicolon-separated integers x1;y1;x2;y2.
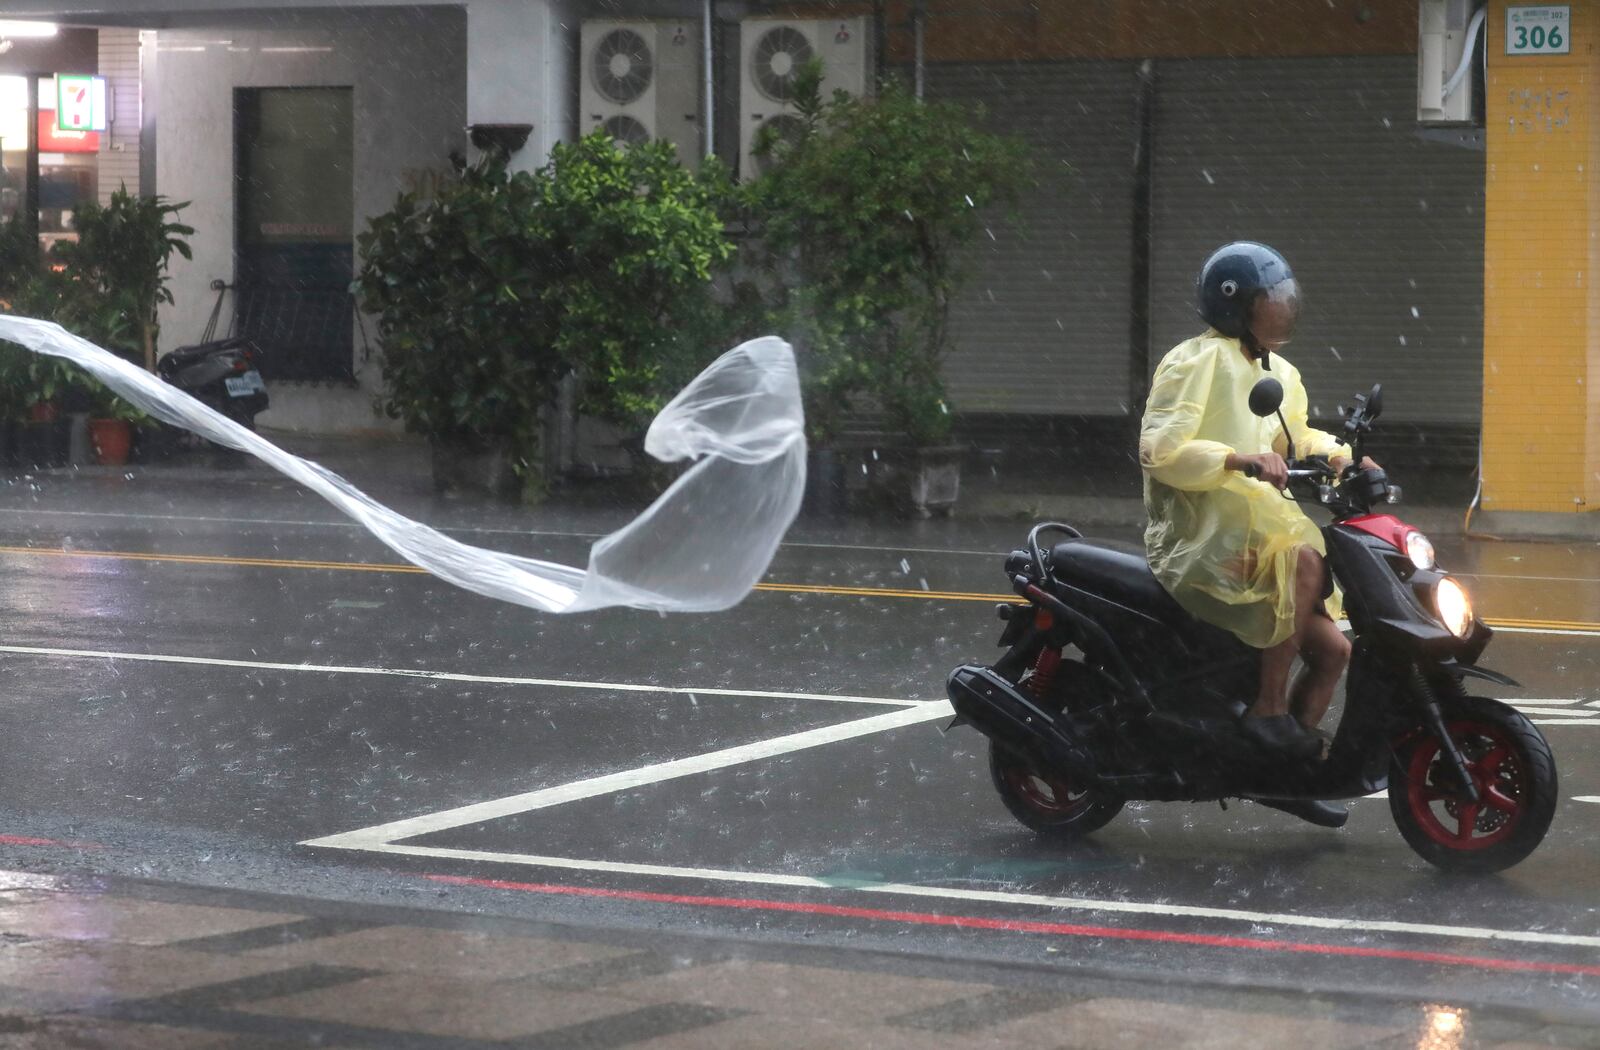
357;156;561;500
751;68;1031;516
83;367;146;466
54;187;193;372
0;339;29;468
534;133;737;446
14;353;75;467
88;407;138;465
357;135;736;499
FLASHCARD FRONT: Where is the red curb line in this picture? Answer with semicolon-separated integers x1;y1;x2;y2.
423;873;1600;978
0;833;102;850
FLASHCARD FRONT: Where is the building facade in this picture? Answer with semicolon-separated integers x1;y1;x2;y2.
8;1;1582;520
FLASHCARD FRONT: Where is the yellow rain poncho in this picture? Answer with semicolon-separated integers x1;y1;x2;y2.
1140;331;1348;649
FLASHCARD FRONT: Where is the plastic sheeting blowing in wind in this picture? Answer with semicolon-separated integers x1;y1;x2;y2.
0;316;807;614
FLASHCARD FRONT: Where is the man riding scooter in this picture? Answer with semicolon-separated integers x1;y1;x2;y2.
1140;242;1379;827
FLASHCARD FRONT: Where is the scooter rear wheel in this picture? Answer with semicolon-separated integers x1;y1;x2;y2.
989;742;1123;841
1388;696;1556;874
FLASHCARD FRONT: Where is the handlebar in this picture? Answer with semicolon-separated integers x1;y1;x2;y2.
1236;460;1335;481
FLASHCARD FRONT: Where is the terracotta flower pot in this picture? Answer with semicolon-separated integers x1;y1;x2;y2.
89;418;134;466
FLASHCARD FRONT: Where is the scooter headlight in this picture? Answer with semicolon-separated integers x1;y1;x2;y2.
1434;577;1473;638
1404;530;1436;571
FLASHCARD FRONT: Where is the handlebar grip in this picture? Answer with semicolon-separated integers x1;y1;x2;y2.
1242;462;1261;479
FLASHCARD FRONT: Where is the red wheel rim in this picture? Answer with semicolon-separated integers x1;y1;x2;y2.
1404;718;1529;851
1002;762;1093;818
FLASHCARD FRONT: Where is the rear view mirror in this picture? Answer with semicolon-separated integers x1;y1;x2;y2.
1248;377;1284;418
1366;384;1383;421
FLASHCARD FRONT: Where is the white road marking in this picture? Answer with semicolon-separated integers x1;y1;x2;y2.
0;644;924;708
305;696;1600;955
321;842;1600;953
302;701;954;850
1574;797;1600;804
1507;697;1588;706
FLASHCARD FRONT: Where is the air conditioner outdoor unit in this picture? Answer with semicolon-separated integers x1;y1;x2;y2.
1418;0;1482;125
580;19;702;164
739;16;871;179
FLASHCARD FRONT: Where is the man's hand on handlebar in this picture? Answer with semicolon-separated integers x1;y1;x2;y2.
1227;451;1288;489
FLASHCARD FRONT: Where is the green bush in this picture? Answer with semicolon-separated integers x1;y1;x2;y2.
0;265;78;421
537;135;736;428
356;159;557;458
0;190;187;423
751;69;1031;447
54;187;192;371
356;135;736;484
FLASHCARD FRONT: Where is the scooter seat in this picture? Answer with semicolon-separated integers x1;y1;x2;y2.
1049;539;1185;620
161;337;256;369
1049;538;1244;651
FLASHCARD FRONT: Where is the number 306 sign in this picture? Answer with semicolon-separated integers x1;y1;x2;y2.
1507;5;1570;55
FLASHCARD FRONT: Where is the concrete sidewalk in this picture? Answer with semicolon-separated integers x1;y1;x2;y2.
0;867;1586;1049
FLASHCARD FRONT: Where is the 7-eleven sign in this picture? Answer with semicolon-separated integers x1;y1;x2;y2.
55;75;105;132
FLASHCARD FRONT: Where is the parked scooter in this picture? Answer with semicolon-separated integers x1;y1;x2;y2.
946;380;1557;873
155;280;269;432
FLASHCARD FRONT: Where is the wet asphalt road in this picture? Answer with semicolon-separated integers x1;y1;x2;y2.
0;458;1598;1025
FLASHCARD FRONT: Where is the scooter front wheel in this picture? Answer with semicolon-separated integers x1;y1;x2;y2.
1388;696;1556;874
989;742;1123;841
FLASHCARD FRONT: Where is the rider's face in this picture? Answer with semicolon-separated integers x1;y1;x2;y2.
1249;287;1299;353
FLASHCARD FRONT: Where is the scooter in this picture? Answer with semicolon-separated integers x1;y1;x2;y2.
155;280;269;432
946;380;1557;873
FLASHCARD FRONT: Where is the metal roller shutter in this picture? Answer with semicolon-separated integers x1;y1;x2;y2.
925;61;1141;416
1149;56;1485;427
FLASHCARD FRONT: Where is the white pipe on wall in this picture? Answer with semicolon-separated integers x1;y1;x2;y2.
703;0;714;158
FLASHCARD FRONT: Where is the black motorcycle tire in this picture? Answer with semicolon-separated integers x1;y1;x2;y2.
989;741;1124;841
1388;695;1556;874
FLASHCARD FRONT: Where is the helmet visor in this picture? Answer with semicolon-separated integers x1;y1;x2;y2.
1250;278;1300;352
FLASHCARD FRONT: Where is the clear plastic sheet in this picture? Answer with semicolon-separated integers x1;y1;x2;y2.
0;316;807;615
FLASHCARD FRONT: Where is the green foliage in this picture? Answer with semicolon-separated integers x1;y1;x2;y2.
0;189;187;422
538;135;736;427
0;266;77;421
356;158;557;456
0;215;38;298
53;186;192;372
356;134;737;478
751;69;1032;446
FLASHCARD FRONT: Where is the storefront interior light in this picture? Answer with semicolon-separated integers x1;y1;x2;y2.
0;21;59;39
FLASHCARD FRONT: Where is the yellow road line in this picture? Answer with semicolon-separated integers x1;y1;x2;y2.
754;582;1010;602
0;544;1012;602
1485;616;1600;632
1;543;1597;631
0;544;422;574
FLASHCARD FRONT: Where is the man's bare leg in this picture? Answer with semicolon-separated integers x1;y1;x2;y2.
1248;547;1326;719
1290;612;1351;730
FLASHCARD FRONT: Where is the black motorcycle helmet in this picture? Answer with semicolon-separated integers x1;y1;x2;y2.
1196;241;1299;363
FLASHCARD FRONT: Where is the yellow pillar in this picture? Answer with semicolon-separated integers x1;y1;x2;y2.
1482;0;1600;513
